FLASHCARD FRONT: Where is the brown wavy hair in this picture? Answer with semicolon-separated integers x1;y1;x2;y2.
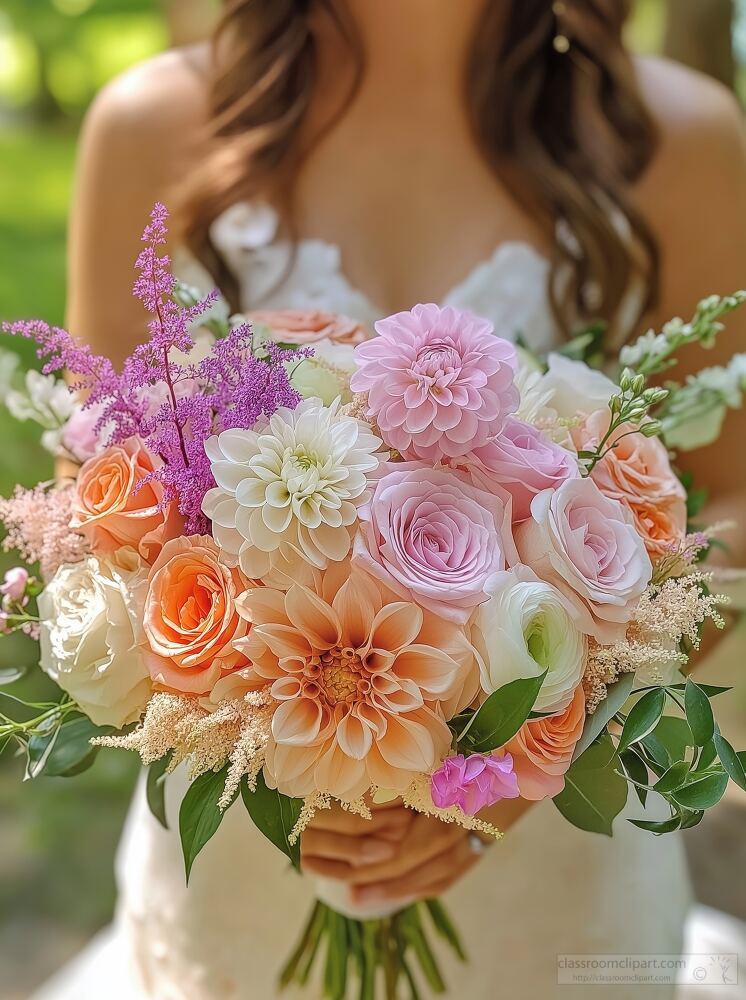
180;0;659;340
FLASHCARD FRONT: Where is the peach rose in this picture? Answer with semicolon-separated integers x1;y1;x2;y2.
249;309;370;346
143;535;253;696
574;411;687;556
71;437;183;562
504;684;585;800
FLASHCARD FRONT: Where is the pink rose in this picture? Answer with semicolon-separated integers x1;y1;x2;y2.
461;417;580;522
352;464;515;624
61;404;105;463
350;304;518;461
249;309;369;346
515;478;652;643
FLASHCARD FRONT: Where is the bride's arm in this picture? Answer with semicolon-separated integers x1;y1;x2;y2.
66;52;206;361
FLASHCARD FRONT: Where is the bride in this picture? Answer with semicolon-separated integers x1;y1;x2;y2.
37;1;746;997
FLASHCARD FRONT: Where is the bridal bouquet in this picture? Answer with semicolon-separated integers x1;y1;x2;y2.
2;205;745;998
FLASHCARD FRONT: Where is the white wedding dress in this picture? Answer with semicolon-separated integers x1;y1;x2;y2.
33;202;693;1000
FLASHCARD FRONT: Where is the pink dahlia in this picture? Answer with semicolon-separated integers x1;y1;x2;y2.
350;304;519;461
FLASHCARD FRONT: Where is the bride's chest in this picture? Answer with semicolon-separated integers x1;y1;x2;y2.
292;111;551;316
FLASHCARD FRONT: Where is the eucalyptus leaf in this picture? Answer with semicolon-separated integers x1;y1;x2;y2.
713;732;746;792
146;752;173;829
684;680;714;747
670;683;731;698
693;740;718;772
553;735;627;836
572;672;635;762
671;771;728;810
460;672;546;753
628;815;681;835
0;665;26;686
617;688;666;755
179;765;233;884
240;772;302;870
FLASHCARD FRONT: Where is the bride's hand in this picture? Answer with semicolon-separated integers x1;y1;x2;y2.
302;796;534;907
301;799;415;880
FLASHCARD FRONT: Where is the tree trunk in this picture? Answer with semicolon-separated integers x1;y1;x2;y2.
663;0;735;89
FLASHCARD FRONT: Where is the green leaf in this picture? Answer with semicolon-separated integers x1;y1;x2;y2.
628;815;682;835
26;715;110;780
146;753;172;830
654;760;690;795
553;735;628;836
713;732;746;792
671;771;728;810
460;672;546;753
573;673;635;762
679;809;705;830
0;665;26;686
617;688;666;754
643;716;695;769
240;771;302;871
670;683;731;698
684;680;714;747
620;748;650;808
179;765;233;884
693;740;718;772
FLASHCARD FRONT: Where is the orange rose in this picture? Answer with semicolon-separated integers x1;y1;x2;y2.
504;685;585;800
249;309;370;346
574;411;687;557
143;535;253;696
71;437;183;563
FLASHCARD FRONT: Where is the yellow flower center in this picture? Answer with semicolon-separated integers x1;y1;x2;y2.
302;645;371;707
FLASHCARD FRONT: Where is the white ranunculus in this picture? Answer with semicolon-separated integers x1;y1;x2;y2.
541;353;617;420
473;565;586;714
38;551;152;728
202;397;384;587
290;342;357;405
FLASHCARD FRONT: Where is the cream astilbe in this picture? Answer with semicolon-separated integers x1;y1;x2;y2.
582;572;727;713
94;689;274;809
288;792;372;847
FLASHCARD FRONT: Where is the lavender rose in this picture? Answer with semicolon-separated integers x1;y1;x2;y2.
515;478;652;643
352;464;515;624
462;416;580;522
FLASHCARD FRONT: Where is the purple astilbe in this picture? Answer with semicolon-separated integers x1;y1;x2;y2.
3;203;307;535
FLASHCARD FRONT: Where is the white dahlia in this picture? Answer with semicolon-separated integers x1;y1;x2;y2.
202;398;384;586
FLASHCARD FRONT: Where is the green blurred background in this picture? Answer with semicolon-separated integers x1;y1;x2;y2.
0;2;744;998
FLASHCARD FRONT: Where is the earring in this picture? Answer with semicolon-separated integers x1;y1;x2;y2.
552;0;571;53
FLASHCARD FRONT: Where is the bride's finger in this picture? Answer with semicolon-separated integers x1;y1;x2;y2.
302;829;397;867
350;837;477;906
342;817;464;887
308;804;412;838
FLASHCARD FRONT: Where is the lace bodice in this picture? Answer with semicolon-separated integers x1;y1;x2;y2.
178;200;561;353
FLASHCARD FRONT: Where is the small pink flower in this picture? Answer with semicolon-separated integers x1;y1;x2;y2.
61;404;105;463
351;304;518;461
0;567;29;604
461;417;580;522
431;753;520;815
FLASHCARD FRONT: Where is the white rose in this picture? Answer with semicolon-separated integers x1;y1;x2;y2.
541;353;617;420
290;342;357;405
472;565;586;714
38;551;152;728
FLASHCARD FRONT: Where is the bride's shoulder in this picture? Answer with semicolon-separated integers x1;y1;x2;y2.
634;55;745;188
80;45;209;183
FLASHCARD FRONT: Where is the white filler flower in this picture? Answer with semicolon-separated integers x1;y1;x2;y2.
202;398;384;585
38;551;152;728
473;565;586;714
